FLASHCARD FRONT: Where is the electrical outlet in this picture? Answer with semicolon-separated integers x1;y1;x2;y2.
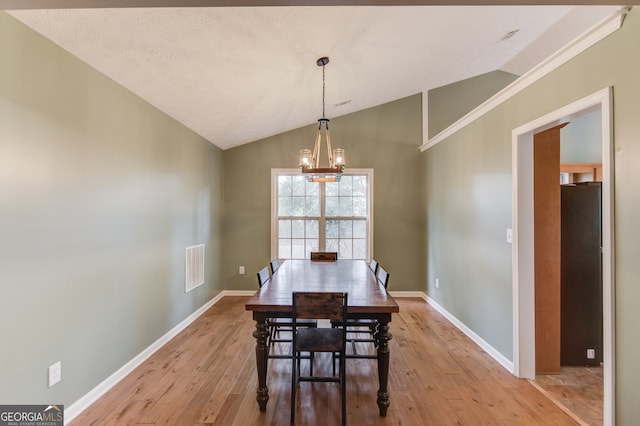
435;278;439;289
587;348;596;359
506;228;513;243
239;266;245;275
48;361;61;388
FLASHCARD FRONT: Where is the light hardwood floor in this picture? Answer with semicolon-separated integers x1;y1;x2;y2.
71;297;579;425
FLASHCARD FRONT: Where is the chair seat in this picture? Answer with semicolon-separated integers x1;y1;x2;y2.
331;318;376;327
270;318;316;326
295;327;344;353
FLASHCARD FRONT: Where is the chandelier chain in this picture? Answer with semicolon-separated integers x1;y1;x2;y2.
322;63;326;118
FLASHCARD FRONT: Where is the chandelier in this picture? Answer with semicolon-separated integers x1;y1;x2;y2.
299;56;346;182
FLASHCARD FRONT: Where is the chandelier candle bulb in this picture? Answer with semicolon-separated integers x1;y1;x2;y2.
333;148;345;167
299;149;312;167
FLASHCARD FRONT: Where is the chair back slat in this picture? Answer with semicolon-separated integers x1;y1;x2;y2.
293;292;347;321
310;251;338;261
257;266;270;288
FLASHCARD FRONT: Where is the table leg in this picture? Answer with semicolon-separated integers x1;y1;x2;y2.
252;314;270;411
376;318;392;416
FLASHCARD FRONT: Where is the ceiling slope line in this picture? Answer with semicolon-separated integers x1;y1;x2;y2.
419;6;628;152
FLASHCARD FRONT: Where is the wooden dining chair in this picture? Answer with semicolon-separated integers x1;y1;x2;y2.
257;266;271;288
337;264;390;359
376;265;390;288
369;258;379;275
256;265;316;359
310;251;338;261
269;258;280;274
291;292;348;426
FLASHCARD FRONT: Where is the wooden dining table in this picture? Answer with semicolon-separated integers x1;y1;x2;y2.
245;259;400;416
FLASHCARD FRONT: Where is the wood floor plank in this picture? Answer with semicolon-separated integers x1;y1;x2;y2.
70;297;579;425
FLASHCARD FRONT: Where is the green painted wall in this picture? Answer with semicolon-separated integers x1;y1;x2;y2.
422;8;640;423
222;94;425;293
0;12;224;406
428;70;519;138
561;108;602;163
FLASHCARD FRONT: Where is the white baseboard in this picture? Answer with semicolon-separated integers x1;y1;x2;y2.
388;290;428;298
64;291;228;423
221;290;256;296
424;293;514;374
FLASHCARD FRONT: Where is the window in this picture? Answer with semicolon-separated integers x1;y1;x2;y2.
272;169;373;261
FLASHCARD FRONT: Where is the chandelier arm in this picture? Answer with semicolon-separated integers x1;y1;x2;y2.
313;125;322;168
325;126;333;168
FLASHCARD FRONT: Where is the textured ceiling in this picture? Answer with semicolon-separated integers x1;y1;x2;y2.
8;5;622;149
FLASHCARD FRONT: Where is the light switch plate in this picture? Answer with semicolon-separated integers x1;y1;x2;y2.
48;361;61;387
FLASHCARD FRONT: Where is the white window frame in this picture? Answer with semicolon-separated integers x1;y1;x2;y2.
271;168;374;261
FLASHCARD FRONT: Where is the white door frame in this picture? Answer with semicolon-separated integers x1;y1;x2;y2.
511;87;615;425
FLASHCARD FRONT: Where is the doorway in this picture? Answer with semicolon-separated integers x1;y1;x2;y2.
511;88;614;425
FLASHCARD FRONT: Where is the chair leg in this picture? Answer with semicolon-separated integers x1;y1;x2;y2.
332;352;336;376
341;354;346;426
291;350;297;425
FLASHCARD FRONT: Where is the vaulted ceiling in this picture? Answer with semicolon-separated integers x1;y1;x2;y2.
6;3;622;149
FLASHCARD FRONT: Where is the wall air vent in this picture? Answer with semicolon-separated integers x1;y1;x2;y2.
185;244;205;293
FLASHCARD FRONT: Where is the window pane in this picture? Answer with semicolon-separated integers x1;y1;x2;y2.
353;176;367;196
339;176;353;196
353;219;366;238
326;196;339;217
306;220;319;238
279;239;291;259
292;176;306;196
326;238;339;252
339;197;353;216
291;196;305;216
353;196;367;216
292;220;305;238
339;239;353;259
353;239;367;259
306;196;320;216
278;197;291;216
292;239;305;259
326;181;339;196
326;220;339;238
278;175;292;196
339;220;353;238
279;220;291;238
306;180;319;196
305;239;319;258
